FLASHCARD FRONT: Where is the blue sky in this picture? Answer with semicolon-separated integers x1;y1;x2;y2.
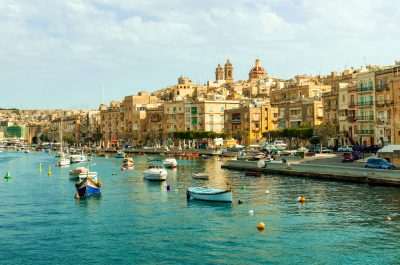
1;0;399;109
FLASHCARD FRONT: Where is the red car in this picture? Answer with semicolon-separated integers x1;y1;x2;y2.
342;152;354;162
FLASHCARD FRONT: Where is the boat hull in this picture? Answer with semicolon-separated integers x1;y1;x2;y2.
75;178;101;197
187;188;232;202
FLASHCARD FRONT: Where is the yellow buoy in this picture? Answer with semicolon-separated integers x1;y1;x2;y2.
385;216;392;221
39;163;42;172
297;196;305;203
47;165;52;176
257;222;265;231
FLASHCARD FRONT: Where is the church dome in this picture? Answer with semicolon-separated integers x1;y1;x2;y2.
249;65;266;74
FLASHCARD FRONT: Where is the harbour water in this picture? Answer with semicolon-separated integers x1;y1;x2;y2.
1;152;399;264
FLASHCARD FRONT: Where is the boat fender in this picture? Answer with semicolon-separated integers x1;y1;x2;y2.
166;184;171;191
120;167;124;172
297;196;305;203
257;222;265;231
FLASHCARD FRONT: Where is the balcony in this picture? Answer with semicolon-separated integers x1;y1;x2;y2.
356;101;374;107
231;118;241;124
349;102;356;108
356;115;374;121
376;84;390;92
338;131;349;136
357;86;373;93
376;118;391;126
356;129;374;135
290;114;302;119
348;116;356;122
252;128;260;132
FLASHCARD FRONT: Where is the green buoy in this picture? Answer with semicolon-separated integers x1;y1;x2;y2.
4;170;12;179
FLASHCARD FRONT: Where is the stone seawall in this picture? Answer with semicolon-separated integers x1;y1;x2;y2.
221;160;400;186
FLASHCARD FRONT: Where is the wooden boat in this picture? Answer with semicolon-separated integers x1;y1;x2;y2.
192;173;209;180
187;187;232;202
69;167;88;178
143;165;167;181
244;171;262;177
162;158;177;168
75;174;101;197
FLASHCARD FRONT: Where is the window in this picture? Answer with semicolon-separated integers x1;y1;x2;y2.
342;95;345;102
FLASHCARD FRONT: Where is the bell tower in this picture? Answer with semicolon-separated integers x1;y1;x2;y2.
215;64;223;81
224;59;233;84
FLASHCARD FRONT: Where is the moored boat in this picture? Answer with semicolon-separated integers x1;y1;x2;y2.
192;173;209;180
186;187;232;202
75;174;101;197
143;165;167;181
70;153;88;163
58;156;71;167
69;167;89;179
162;158;177;168
123;157;134;169
115;151;125;158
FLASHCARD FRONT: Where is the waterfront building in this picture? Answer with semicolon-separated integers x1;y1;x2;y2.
224;100;278;145
50;115;81;144
163;101;186;133
144;106;164;145
374;63;400;145
80;111;101;146
337;83;352;146
353;70;376;146
100;101;124;148
185;100;240;133
123;92;158;145
270;75;329;128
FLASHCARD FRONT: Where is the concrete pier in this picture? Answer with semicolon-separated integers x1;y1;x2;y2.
221;160;400;187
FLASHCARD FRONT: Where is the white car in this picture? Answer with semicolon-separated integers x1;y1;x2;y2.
338;145;353;152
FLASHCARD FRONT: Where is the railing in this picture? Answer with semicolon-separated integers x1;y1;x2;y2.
231;118;241;123
356;129;374;135
357;86;373;92
349;102;356;108
376;118;391;126
356;115;374;121
376;84;390;92
356;101;374;106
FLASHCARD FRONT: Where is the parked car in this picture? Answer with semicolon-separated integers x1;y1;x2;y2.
342;152;354;162
338;145;353;152
351;151;361;160
365;158;395;169
321;147;332;153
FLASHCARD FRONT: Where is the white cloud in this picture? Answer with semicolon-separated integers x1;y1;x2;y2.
0;0;399;108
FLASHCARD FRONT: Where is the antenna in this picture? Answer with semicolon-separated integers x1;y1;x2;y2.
101;84;105;105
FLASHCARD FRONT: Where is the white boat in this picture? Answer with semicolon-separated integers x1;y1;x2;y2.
69;166;89;179
162;158;177;168
123;157;134;169
24;150;30;153
192;173;209;180
70;154;88;163
187;187;232;202
273;140;287;150
143;165;167;181
59;156;71;167
115;151;125;158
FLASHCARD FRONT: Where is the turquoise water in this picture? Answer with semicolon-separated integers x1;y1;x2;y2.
0;152;399;265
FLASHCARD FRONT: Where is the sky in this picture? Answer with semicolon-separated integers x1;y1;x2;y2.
1;0;400;109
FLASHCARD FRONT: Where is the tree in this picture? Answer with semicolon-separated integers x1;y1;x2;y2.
314;123;337;152
63;133;76;145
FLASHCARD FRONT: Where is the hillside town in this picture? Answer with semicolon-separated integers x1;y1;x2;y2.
1;58;400;149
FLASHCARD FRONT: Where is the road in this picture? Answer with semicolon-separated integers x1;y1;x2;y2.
301;152;373;168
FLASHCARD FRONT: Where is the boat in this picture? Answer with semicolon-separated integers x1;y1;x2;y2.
4;170;12;179
273;140;287;151
115;151;125;158
244;171;262;177
143;165;167;181
123;157;134;169
186;187;232;202
70;152;88;163
192;173;209;180
75;174;101;197
162;158;177;168
69;166;89;179
24;150;30;153
59;156;71;167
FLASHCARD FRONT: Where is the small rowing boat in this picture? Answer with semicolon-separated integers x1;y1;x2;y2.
187;187;232;202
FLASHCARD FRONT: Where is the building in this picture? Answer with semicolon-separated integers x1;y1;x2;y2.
163;101;186;134
374;64;400;145
123;92;158;144
224;59;234;84
100;101;124;148
248;58;268;81
144;106;164;145
184;100;240;133
224;101;278;145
